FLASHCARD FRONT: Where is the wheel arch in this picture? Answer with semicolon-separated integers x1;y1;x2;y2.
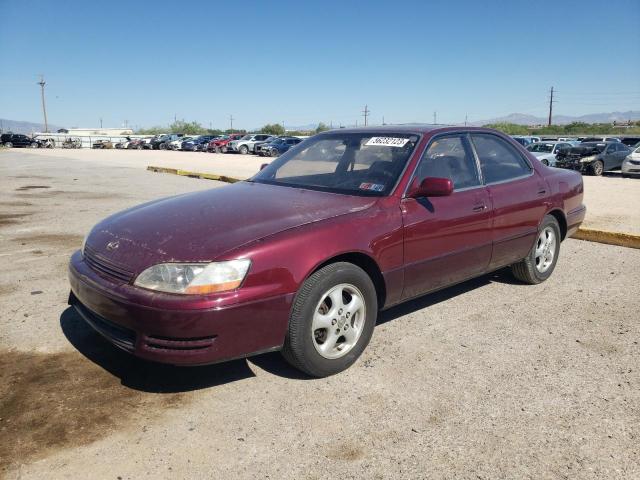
308;252;386;309
546;208;567;240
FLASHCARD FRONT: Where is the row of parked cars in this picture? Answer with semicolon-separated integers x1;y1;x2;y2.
520;136;640;177
115;133;305;157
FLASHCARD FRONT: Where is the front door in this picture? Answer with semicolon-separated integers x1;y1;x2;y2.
401;134;493;300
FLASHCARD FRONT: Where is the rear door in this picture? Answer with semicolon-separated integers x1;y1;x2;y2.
469;133;547;270
401;134;492;299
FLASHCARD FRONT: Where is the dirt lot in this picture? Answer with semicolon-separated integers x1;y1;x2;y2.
1;150;639;479
19;147;640;236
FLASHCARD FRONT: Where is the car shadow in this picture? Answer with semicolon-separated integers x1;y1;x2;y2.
60;307;256;393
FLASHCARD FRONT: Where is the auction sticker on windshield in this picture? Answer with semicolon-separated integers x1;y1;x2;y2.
365;137;410;147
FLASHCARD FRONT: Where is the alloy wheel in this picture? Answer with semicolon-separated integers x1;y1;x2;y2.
311;283;366;359
534;226;556;273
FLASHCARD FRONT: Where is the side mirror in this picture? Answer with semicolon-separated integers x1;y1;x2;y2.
260;163;269;171
407;177;453;198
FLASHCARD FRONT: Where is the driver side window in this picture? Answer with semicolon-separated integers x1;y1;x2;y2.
414;135;481;190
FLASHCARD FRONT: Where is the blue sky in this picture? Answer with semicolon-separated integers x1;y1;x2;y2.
1;0;639;130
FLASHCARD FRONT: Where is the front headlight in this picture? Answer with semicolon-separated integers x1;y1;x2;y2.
134;259;251;295
580;156;596;163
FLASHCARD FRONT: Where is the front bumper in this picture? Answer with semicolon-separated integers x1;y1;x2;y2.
68;251;293;365
555;159;589;173
622;160;640;175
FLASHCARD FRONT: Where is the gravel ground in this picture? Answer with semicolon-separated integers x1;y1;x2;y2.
1;150;639;479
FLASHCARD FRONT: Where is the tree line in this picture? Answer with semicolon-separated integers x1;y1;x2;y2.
484;121;640;136
136;120;330;137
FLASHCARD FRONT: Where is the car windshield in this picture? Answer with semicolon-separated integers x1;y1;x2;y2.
527;143;554;153
240;135;252;140
252;132;420;196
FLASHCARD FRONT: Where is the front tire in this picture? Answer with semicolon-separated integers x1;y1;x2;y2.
511;215;561;284
591;160;604;176
282;262;377;377
239;145;249;154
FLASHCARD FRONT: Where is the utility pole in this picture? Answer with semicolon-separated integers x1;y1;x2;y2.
382;116;385;125
361;105;370;126
464;114;468;126
37;75;48;133
229;114;234;132
433;111;437;124
282;121;285;132
548;86;555;126
99;117;103;128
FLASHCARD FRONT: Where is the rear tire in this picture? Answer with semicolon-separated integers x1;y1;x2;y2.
239;145;249;154
282;262;377;377
5;142;13;148
511;215;561;284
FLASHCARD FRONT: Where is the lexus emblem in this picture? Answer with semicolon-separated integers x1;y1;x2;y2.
106;240;120;251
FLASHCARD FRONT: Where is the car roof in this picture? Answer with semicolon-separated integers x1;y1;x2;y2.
316;125;503;136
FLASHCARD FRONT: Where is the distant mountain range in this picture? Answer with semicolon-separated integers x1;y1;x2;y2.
472;111;640;126
0;118;63;135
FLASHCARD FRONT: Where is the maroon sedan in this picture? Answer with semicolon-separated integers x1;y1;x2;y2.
68;126;586;377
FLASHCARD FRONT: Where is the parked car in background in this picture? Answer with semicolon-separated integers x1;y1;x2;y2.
227;134;273;154
253;136;281;155
526;141;575;166
115;137;132;149
62;137;83;149
181;135;217;151
512;136;531;147
151;133;184;150
622;144;640;178
619;136;640;147
127;138;145;149
555;141;630;175
1;133;39;148
580;136;620;143
207;133;244;153
166;136;195;150
69;126;585;377
140;135;158;150
92;139;114;149
259;136;303;157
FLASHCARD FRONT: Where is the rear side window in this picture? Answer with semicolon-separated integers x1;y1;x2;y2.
414;135;481;190
471;134;531;184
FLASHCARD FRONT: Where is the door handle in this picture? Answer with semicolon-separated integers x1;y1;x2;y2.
537;189;547;195
472;204;486;212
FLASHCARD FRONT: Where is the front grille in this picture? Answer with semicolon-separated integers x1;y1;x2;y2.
630;160;640;165
84;245;134;283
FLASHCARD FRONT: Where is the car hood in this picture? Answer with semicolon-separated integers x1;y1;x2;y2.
85;182;376;273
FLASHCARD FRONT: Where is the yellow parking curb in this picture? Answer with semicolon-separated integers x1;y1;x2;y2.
147;166;241;184
572;228;640;249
